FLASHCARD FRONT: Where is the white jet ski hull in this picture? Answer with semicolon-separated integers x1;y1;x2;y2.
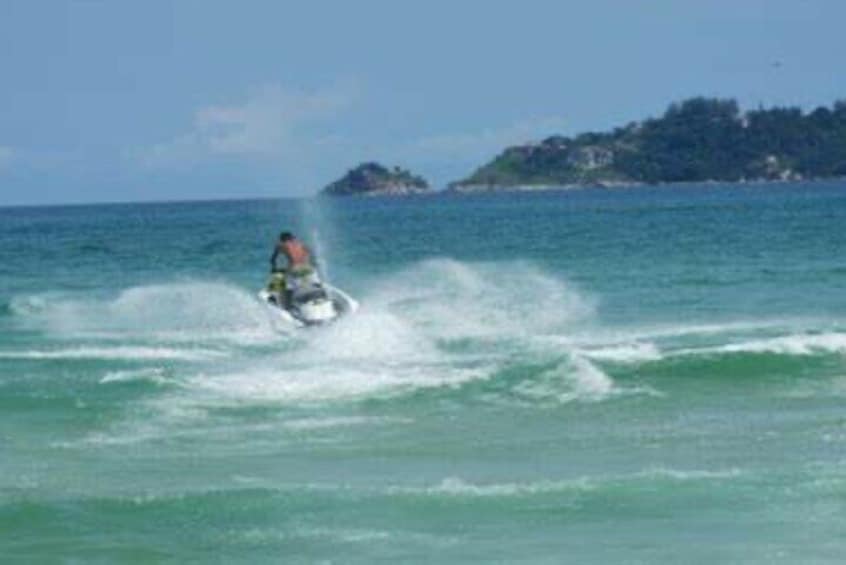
258;284;358;328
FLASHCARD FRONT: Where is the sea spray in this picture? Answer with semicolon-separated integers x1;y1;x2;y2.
300;196;337;283
9;282;283;345
364;258;596;340
141;259;615;412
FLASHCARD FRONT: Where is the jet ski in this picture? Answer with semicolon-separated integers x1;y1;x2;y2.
259;269;358;327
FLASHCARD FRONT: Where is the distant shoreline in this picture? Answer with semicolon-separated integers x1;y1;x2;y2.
3;176;845;210
445;175;846;195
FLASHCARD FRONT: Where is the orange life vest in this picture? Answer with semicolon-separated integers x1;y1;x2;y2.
282;239;310;267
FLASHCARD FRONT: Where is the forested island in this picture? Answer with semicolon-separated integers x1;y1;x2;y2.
322;162;430;196
450;97;846;191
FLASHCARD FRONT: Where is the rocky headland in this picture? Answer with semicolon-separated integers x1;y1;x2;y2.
449;97;846;192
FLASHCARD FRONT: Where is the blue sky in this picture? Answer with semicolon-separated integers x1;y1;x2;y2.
1;0;844;205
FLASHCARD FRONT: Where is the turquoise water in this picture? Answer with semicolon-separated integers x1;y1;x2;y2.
2;182;846;563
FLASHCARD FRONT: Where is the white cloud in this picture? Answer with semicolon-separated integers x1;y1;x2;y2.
136;83;356;167
130;84;569;192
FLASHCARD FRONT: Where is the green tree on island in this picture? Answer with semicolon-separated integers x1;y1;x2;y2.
452;97;846;189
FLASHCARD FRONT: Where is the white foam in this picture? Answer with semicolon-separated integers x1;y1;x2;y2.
168;261;615;409
600;319;797;342
393;468;744;498
568;355;615;398
579;342;663;363
405;476;595;497
365;258;595;341
567;323;846;363
711;333;846;356
13;261;610;417
512;355;615;404
183;363;488;404
0;346;224;361
282;415;412;431
312;308;437;362
100;367;168;384
240;525;448;546
291;527;391;543
10;282;282;345
161;259;599;406
671;332;846;358
637;467;744;481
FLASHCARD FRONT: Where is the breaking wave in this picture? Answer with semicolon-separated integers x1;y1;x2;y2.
175;259;616;406
9;258;843;429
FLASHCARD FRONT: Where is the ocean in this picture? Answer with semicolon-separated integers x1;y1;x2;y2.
2;181;846;563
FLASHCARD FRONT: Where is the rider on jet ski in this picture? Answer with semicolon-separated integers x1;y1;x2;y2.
269;232;315;308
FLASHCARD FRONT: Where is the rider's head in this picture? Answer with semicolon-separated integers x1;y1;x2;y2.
279;232;294;242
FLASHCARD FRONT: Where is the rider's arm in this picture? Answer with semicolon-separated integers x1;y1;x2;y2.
270;245;279;270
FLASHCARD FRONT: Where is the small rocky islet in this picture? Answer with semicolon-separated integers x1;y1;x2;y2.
321;163;430;196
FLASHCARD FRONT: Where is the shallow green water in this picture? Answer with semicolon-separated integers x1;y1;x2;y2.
2;182;846;563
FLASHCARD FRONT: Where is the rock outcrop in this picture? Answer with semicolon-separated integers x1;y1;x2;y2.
322;163;430;196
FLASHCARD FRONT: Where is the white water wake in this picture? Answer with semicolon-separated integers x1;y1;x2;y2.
10;282;285;345
19;259;842;413
16;258;844;451
8;260;846;413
